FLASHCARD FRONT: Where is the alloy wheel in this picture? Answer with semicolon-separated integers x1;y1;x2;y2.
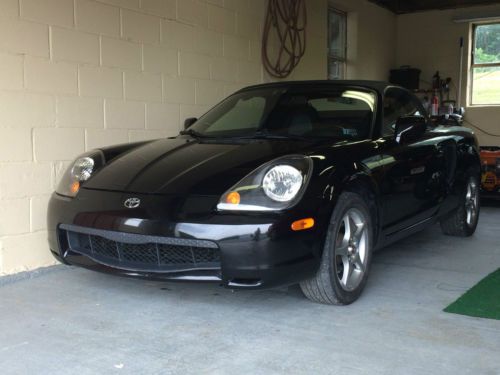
334;208;368;292
465;179;479;226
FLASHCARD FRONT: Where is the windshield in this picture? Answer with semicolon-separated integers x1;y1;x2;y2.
188;86;376;140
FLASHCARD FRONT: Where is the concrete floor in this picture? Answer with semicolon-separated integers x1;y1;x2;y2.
1;207;500;375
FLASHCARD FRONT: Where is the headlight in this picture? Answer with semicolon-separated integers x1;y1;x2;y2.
262;165;303;202
71;157;95;181
217;155;313;211
56;151;104;197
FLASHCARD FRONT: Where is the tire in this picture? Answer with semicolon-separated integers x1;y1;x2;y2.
300;192;373;305
440;174;480;237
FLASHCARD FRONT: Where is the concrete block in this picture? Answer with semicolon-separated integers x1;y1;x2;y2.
180;104;210;124
0;18;49;57
163;76;196;104
0;163;53;199
0;53;24;91
30;195;51;232
208;4;235;34
223;82;245;97
143;44;178;75
122;9;160;44
51;27;99;65
0;128;33;162
85;129;129;150
101;37;142;70
56;96;104;128
33;128;85;162
76;0;120;37
97;0;140;10
210;57;238;81
0;92;55;128
237;60;261;84
223;34;249;60
20;0;74;27
140;0;176;19
195;28;223;57
79;65;123;99
0;198;30;236
1;231;56;274
105;99;145;129
236;11;262;38
196;79;224;106
0;0;19;20
125;71;162;102
25;57;77;95
146;102;180;130
162;20;196;51
179;51;210;79
248;37;261;62
178;0;207;27
207;0;224;7
129;130;169;142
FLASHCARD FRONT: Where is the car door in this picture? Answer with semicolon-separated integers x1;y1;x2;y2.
376;87;443;234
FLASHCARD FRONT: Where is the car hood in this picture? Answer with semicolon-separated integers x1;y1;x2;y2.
83;137;320;196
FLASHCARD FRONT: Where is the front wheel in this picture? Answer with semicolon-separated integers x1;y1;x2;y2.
300;192;373;305
440;175;480;237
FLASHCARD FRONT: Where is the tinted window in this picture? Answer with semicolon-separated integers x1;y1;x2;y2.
382;88;422;136
190;88;284;137
203;96;266;132
188;86;376;141
268;90;375;140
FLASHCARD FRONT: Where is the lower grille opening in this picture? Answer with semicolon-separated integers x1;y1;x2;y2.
61;225;221;273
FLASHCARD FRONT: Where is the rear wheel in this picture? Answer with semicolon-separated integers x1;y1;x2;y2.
440;175;480;237
300;192;373;305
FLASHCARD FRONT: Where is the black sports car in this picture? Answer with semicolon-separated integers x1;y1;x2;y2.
48;81;481;305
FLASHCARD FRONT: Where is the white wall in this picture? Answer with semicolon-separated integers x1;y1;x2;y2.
396;4;500;146
0;0;269;275
0;0;398;275
331;0;397;81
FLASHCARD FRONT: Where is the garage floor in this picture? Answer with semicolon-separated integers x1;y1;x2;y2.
1;207;499;375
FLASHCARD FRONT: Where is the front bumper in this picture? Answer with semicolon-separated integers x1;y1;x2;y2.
48;189;330;289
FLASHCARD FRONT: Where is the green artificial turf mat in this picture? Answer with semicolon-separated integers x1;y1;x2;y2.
444;268;500;320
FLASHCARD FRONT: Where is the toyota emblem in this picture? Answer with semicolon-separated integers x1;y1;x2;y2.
124;197;141;209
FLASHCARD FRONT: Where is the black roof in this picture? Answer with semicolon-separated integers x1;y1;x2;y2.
240;80;393;94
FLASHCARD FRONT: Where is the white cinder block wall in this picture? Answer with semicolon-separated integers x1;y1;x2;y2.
0;0;278;275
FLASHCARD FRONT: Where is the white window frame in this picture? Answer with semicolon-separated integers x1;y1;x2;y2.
327;6;347;80
469;21;500;106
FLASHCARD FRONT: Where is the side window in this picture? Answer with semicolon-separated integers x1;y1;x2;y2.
382;88;420;136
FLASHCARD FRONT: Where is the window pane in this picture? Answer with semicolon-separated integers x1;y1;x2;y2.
328;59;345;80
474;24;500;64
328;9;346;59
472;66;500;105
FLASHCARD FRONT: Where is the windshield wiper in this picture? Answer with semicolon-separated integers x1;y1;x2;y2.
235;131;310;141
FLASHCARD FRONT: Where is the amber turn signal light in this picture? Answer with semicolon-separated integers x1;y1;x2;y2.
70;181;80;194
225;191;241;205
291;218;315;231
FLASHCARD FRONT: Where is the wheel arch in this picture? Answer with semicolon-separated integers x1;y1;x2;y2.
322;168;383;248
342;173;382;247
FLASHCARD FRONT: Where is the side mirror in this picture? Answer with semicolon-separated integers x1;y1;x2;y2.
184;117;197;129
394;116;427;144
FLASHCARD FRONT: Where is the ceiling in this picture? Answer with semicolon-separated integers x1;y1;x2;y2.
369;0;500;14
